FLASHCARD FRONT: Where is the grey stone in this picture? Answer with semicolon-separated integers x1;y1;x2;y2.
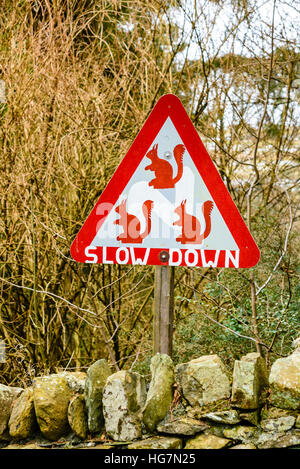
255;429;300;449
157;417;208;435
84;359;112;434
231;352;269;409
269;352;300;410
33;374;72;441
0;384;23;439
292;337;300;352
202;410;240;425
8;387;36;439
143;353;175;432
230;443;257;449
57;371;86;394
260;416;295;432
128;436;182;449
103;370;146;441
203;425;228;438
176;355;231;407
185;433;232;449
68;395;88;440
223;425;257;442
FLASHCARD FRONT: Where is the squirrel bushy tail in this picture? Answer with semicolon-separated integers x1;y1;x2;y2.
202;201;214;240
172;144;185;184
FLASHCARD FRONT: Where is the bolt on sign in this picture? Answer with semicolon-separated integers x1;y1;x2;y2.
71;94;260;268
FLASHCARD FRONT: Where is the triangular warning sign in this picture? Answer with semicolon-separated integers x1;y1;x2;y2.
71;94;260;268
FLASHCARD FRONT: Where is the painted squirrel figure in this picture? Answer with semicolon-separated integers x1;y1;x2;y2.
173;200;214;244
114;199;153;243
145;144;185;189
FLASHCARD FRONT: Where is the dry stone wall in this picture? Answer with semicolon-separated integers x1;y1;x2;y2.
0;341;300;450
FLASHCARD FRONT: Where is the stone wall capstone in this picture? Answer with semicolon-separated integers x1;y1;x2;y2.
143;353;175;432
102;370;146;441
231;352;269;409
0;384;23;439
269;347;300;410
84;359;112;434
176;354;231;407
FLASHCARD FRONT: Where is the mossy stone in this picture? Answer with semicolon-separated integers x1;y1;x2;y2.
143;354;175;432
9;387;36;439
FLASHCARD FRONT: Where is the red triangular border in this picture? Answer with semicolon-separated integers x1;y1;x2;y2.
70;94;260;268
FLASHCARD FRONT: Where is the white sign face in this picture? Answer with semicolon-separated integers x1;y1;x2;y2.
92;117;238;251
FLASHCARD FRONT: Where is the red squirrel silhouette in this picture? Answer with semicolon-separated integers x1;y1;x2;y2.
114;199;153;243
173;200;214;244
145;144;185;189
